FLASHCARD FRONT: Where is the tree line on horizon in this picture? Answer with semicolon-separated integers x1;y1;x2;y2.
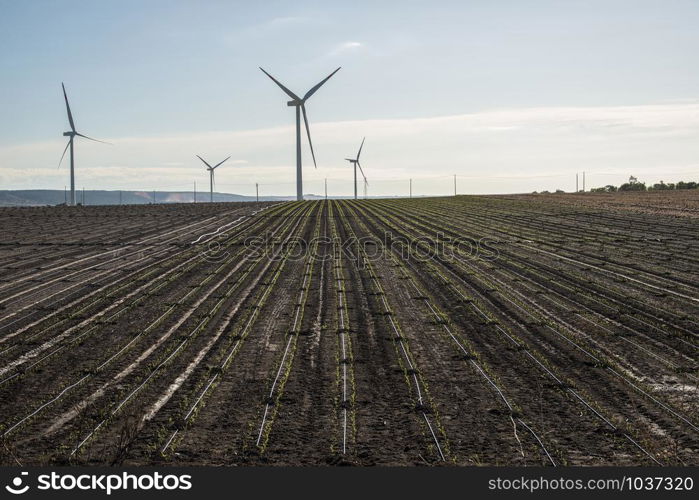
534;176;698;194
589;176;698;193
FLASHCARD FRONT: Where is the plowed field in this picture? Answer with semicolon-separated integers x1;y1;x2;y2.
0;193;696;466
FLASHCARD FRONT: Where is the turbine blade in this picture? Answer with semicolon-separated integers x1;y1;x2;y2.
212;156;230;170
303;67;341;101
58;138;71;168
62;83;76;132
356;137;365;160
259;67;300;101
196;155;213;169
357;161;368;185
301;104;317;168
75;132;111;145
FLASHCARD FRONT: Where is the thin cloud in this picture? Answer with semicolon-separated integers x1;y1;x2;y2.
326;41;366;57
2;101;698;194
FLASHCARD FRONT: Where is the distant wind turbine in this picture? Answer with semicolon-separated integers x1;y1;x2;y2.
58;83;110;206
345;137;368;200
259;67;341;201
196;155;230;203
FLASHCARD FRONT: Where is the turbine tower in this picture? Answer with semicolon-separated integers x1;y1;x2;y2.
59;83;109;206
344;137;368;200
196;155;230;203
259;67;340;201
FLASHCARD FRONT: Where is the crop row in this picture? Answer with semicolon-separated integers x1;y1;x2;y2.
350;199;694;464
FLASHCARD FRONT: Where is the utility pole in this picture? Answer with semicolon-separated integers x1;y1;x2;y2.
325;178;327;200
64;186;67;205
119;190;122;205
410;178;412;199
256;183;259;203
454;174;457;196
194;181;197;203
583;171;586;192
576;173;579;193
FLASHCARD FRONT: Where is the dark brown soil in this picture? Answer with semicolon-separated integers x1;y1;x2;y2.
0;194;696;466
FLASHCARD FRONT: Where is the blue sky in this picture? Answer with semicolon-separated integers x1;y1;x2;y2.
1;0;698;196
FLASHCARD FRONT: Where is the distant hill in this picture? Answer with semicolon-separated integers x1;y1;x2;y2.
0;190;398;206
0;190;308;206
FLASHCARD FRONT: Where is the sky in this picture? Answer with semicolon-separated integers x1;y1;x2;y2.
1;0;698;196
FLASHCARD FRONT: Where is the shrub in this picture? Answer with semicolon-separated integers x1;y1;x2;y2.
619;175;646;192
650;181;674;190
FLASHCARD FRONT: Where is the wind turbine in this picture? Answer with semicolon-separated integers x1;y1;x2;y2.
345;137;368;200
196;155;230;203
58;83;110;206
259;67;341;201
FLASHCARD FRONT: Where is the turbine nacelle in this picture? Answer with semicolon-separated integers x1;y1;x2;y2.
287;100;301;107
63;131;75;137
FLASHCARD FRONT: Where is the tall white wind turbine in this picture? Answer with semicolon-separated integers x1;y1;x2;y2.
196;155;230;203
259;67;340;201
345;137;368;200
58;83;110;206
